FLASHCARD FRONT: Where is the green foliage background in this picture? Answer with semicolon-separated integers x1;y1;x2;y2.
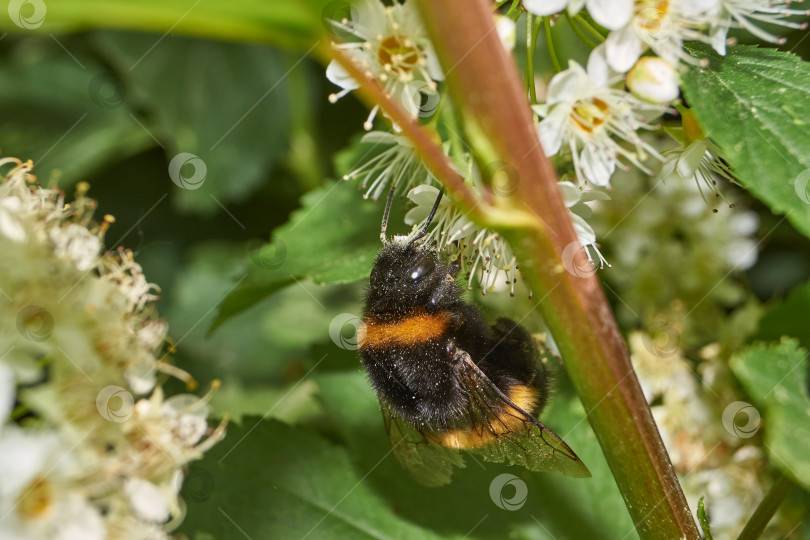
2;2;810;538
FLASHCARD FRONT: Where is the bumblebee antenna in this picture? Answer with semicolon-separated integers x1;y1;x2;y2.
408;187;444;247
380;185;396;244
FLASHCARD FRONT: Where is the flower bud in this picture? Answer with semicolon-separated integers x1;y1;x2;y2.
494;15;516;51
626;57;680;104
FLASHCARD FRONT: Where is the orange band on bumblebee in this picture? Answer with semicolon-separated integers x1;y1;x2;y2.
358;309;452;349
431;384;539;449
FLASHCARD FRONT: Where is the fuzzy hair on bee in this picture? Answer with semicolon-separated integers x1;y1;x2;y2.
357;186;589;486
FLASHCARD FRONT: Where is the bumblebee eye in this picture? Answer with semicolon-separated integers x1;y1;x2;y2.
407;254;436;282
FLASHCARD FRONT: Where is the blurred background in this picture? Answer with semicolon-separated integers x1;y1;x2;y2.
1;4;810;539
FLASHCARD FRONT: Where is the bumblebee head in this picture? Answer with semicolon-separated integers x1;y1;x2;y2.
366;241;459;316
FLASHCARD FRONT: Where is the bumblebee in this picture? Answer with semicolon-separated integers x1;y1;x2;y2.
358;187;590;486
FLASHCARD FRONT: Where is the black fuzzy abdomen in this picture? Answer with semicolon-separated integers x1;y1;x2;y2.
360;338;466;429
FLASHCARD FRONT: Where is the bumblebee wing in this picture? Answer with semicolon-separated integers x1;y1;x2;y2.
451;350;591;478
381;401;466;487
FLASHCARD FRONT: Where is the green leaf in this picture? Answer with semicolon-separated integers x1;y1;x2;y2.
0;0;332;51
315;371;633;539
210;180;402;332
754;277;810;350
93;31;293;214
180;417;450;539
0;47;152;186
730;339;810;489
697;496;713;540
681;44;810;239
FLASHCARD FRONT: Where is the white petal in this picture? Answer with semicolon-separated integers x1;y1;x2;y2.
53;496;106;540
125;477;171;523
407;184;441;206
523;0;569;16
558;181;582;207
360;131;398;145
586;44;612;87
587;0;632;30
537;108;568;156
711;25;729;55
570;213;597;245
325;61;359;90
546;62;587;104
494;15;517;51
424;45;445;81
677;141;708;178
605;25;644;73
580;145;615;186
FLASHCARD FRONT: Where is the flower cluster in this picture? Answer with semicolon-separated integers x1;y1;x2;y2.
0;159;225;540
629;333;793;538
325;0;443;130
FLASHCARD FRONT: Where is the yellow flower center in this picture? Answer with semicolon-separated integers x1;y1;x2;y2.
17;476;54;521
571;98;610;134
377;35;421;74
634;0;671;35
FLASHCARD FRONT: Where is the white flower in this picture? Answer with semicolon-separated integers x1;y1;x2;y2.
626;56;680;104
49;224;101;272
123;477;172;524
604;0;715;73
523;0;634;31
404;181;608;294
558;181;611;268
533;49;665;186
0;158;224;539
708;0;810;55
342;131;436;200
325;0;444;129
0;427;106;540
